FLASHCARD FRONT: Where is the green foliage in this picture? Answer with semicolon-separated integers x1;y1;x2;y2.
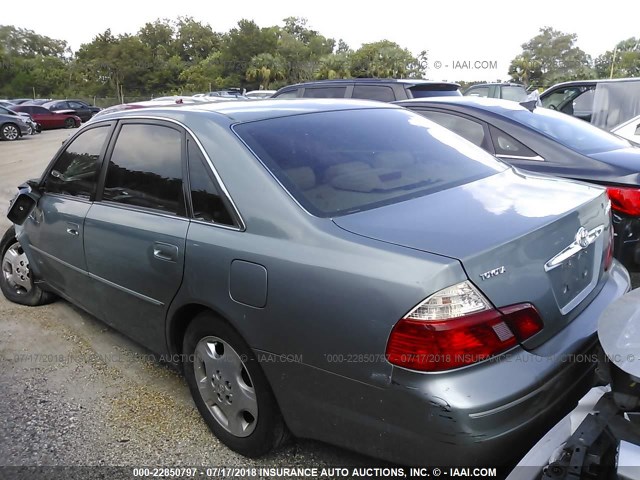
595;38;640;78
509;27;595;87
4;19;629;101
350;40;422;78
0;25;69;58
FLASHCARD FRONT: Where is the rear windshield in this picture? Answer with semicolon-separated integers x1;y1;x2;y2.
234;108;505;217
409;84;461;98
510;107;632;154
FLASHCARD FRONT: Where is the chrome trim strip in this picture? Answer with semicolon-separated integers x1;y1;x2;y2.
89;115;246;231
31;245;164;306
30;245;86;275
495;154;545;162
544;225;604;272
87;272;164;306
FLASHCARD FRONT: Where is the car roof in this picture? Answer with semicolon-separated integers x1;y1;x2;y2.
99;98;399;123
543;78;640;89
397;95;529;113
277;78;460;89
466;82;525;87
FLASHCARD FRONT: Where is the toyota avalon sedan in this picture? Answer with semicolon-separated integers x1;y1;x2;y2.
0;100;632;466
397;97;640;271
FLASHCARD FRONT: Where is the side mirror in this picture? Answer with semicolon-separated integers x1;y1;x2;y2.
7;186;41;225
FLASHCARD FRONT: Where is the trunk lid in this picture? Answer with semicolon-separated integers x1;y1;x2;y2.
333;169;611;349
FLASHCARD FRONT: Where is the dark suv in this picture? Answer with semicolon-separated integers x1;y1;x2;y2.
271;78;460;102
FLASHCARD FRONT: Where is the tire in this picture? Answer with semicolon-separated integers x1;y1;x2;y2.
0;226;56;306
183;312;289;457
64;118;75;129
1;123;20;141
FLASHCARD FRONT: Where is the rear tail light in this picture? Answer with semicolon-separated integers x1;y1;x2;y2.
606;186;640;216
386;281;543;372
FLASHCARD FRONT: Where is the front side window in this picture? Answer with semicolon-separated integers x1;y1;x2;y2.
102;123;185;215
187;139;235;226
235;109;505;217
274;89;298;99
44;126;109;198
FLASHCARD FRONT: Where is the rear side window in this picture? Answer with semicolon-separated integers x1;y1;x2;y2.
489;126;539;158
102;123;185;215
235;109;505;217
187;139;235;226
44;126;109;198
418;111;486;147
352;85;395;102
302;87;347;98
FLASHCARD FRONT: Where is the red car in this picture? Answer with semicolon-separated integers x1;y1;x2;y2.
9;105;81;130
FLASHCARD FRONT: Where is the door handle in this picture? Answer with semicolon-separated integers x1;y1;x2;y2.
66;222;80;236
152;242;178;262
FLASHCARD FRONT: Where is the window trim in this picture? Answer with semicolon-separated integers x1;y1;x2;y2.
185;135;240;229
488;124;545;162
96;119;188;218
38;122;116;201
91;116;245;232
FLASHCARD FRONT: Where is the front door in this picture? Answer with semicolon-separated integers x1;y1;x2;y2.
21;124;112;314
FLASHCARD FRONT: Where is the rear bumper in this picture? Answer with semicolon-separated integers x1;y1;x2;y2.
261;262;631;466
613;213;640;271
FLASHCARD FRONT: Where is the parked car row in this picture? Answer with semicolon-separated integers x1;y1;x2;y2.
0;98;100;139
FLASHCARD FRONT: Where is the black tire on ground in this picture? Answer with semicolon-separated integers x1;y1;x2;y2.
0;226;56;306
0;123;20;141
183;312;289;457
64;118;75;128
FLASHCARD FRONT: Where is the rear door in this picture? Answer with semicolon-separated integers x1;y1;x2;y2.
21;124;112;313
83;120;189;352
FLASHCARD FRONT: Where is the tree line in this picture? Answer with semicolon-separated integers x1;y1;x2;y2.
1;19;638;103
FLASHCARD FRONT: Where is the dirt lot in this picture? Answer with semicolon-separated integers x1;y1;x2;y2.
0;130;371;471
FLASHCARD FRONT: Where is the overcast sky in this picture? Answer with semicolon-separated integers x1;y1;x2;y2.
3;0;638;82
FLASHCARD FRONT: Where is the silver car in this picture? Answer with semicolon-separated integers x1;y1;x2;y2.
0;100;632;466
0;112;31;140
